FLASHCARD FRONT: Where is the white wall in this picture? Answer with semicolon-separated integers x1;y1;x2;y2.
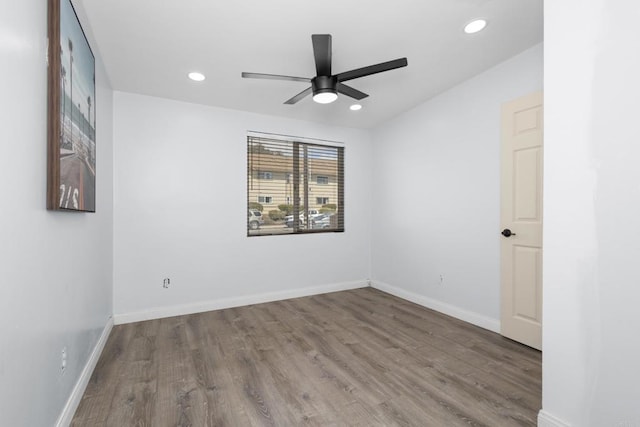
0;1;114;425
369;44;543;329
542;1;640;426
11;2;640;423
112;93;371;320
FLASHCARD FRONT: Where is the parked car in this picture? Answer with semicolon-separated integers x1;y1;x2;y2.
284;209;321;228
284;215;302;228
248;209;264;230
312;214;334;229
307;209;321;218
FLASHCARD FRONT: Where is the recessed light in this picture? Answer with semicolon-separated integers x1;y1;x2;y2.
350;104;362;111
188;72;206;81
464;19;487;34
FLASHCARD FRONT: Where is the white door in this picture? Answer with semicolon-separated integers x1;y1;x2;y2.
500;92;543;350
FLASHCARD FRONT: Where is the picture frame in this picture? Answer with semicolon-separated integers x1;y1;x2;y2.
47;0;96;212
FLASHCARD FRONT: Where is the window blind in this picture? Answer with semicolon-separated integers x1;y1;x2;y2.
247;134;344;236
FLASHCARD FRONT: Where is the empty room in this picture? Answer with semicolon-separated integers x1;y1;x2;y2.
2;0;640;426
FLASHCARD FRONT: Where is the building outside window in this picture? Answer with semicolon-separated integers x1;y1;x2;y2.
316;197;330;205
257;171;273;180
316;176;329;185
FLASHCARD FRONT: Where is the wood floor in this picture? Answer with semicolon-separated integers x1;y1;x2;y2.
71;288;541;426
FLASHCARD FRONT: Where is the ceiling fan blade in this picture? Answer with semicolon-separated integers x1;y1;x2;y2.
242;72;310;83
336;83;369;100
312;34;332;76
335;58;408;82
284;87;313;104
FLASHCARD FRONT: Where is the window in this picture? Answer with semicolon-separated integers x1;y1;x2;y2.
247;133;344;236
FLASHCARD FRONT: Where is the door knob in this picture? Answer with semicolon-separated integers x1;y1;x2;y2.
501;228;516;237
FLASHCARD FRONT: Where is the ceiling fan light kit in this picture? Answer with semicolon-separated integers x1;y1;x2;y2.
313;92;338;104
242;34;408;105
311;75;338;104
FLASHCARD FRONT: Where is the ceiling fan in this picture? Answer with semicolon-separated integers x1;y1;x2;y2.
241;34;408;105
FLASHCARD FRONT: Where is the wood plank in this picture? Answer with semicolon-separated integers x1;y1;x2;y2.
72;288;541;426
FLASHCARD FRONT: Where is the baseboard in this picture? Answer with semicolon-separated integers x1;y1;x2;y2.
114;280;368;325
538;410;571;427
55;316;114;427
370;280;500;333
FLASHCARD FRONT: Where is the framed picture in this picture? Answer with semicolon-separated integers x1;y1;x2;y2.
47;0;96;212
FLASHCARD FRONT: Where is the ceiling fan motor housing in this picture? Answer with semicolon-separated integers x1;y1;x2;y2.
312;75;338;96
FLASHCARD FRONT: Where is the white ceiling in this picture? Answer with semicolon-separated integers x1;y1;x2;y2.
74;0;542;129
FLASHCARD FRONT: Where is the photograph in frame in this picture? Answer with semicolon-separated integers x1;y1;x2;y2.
47;0;96;212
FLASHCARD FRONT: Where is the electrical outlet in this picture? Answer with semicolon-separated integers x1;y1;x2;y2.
163;278;170;288
439;274;444;284
61;347;67;374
